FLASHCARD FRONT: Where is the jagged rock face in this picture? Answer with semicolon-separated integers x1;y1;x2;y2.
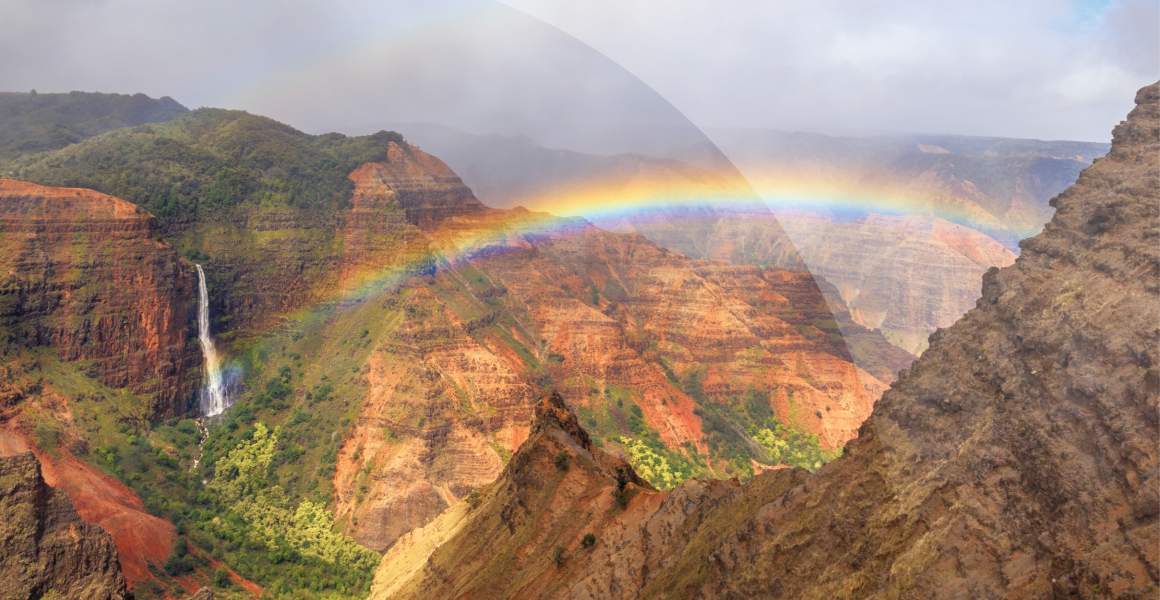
333;285;537;551
776;212;1017;354
1;389;178;592
371;393;662;599
473;225;898;448
370;82;1160;599
0;453;128;600
0;179;199;417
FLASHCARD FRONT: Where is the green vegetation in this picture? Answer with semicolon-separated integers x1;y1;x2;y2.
612;466;634;509
207;423;378;568
752;423;835;472
695;387;839;476
9;108;402;226
571;383;701;490
34;329;377;594
0;91;187;162
617;436;688;490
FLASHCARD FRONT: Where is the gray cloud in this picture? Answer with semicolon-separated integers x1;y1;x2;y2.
508;0;1159;142
0;0;1153;151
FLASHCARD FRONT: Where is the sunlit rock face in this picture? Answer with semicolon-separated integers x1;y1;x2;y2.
0;179;199;417
333;190;907;551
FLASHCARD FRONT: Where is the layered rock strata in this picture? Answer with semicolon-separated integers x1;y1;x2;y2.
0;179;198;417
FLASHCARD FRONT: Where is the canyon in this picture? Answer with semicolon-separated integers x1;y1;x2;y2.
403;121;1106;358
0;80;1149;600
0;94;903;597
777;212;1018;353
369;81;1160;599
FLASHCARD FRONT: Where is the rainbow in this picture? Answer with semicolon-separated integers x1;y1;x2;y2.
211;165;1031;401
506;167;1028;243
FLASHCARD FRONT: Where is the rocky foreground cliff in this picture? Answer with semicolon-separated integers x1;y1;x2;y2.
371;82;1160;600
0;453;128;600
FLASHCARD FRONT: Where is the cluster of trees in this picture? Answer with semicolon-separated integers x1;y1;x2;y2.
617;436;685;490
208;423;380;568
752;423;833;472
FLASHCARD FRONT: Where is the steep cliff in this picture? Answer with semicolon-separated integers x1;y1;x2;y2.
0;452;128;600
7;110;485;337
371;81;1160;600
351;141;485;230
0;179;199;417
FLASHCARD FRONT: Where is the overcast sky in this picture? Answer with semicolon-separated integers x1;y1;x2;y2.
1;0;1154;147
507;0;1158;141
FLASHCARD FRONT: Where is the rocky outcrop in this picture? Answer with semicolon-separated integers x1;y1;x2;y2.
0;416;177;591
371;82;1160;600
371;393;659;599
0;179;199;417
0;453;128;600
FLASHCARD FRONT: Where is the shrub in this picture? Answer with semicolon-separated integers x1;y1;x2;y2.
554;452;570;472
581;533;597;549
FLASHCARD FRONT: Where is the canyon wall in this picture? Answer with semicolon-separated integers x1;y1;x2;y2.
0;179;199;417
370;81;1159;600
777;212;1017;354
334;197;906;551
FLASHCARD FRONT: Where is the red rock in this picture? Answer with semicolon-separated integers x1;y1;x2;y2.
0;179;199;417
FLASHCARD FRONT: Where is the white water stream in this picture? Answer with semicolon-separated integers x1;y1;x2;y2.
195;264;229;417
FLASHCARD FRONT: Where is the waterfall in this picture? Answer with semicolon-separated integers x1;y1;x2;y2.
195;264;229;416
